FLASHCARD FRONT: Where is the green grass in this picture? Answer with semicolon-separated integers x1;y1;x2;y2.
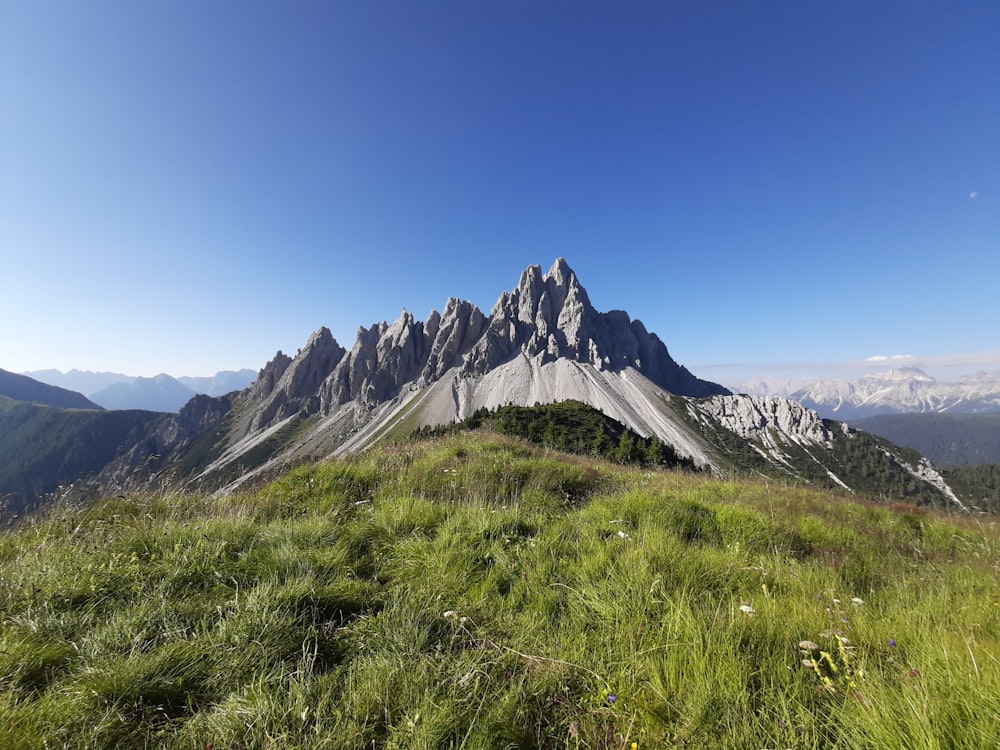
1;433;998;748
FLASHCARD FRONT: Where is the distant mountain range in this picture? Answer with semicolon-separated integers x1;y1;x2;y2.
21;368;257;412
732;367;1000;420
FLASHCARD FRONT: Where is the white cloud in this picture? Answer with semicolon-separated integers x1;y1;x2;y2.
863;354;915;364
702;351;1000;385
970;191;978;198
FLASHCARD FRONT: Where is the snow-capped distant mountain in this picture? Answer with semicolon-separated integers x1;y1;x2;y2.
731;368;1000;419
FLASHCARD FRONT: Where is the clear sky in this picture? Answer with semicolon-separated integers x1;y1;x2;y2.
2;1;997;384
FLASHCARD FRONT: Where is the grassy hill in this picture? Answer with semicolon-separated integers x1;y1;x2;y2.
0;400;164;518
851;413;1000;466
1;432;997;748
0;369;101;410
415;400;696;470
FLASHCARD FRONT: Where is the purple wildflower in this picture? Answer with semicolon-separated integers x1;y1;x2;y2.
889;638;897;647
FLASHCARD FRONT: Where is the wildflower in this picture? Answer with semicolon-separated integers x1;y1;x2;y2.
850;597;865;606
798;640;820;652
607;693;617;704
616;530;630;540
889;638;897;647
739;604;756;616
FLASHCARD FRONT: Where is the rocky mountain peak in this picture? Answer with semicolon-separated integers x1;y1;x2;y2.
463;259;726;397
317;300;487;413
248;351;293;402
249;327;345;430
506;258;594;332
231;259;723;437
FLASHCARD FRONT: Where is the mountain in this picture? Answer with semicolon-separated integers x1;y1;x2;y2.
177;369;257;396
22;368;133;395
55;259;966;513
0;369;102;410
734;368;1000;419
850;413;1000;466
88;374;198;412
24;369;257;411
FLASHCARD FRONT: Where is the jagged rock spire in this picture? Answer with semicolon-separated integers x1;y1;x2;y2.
250;258;725;431
249;327;345;430
460;258;726;396
318;301;487;411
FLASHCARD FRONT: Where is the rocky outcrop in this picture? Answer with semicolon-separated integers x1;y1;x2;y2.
319;300;487;411
698;395;832;446
422;298;487;381
461;259;727;397
249;351;294;402
250;328;345;430
311;258;722;418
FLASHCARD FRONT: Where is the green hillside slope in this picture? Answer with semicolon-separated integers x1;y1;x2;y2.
851;413;1000;466
2;434;997;748
415;400;697;469
0;368;101;409
0;400;163;517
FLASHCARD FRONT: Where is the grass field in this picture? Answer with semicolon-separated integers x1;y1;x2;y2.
1;433;997;748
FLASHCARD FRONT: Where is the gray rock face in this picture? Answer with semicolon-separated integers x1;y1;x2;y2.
250;328;345;430
241;258;725;425
698;395;832;445
422;298;487;381
462;259;727;397
319;300;487;411
249;351;293;402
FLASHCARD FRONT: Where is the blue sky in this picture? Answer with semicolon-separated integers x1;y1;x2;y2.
2;1;997;384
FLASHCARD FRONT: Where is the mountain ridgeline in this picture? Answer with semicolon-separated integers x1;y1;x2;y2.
0;369;102;410
31;258;970;515
22;369;258;412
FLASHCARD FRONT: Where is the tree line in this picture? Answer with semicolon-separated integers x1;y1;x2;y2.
412;400;697;470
